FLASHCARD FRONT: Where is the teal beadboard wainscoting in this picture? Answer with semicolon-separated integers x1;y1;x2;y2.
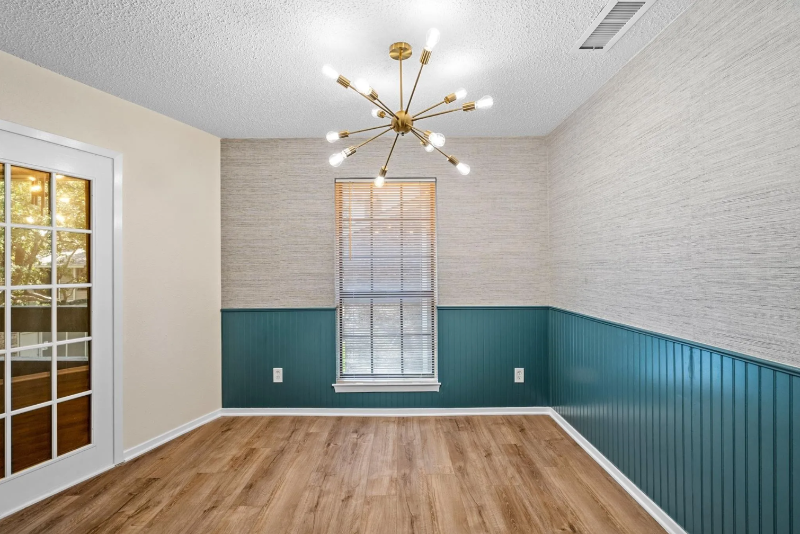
550;308;800;534
222;307;550;408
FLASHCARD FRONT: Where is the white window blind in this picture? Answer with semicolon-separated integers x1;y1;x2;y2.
335;178;437;380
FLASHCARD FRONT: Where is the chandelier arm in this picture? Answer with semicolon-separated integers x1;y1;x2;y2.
348;124;393;135
349;86;396;117
385;134;400;170
412;100;445;118
413;108;462;121
373;96;398;118
409;128;428;145
404;62;425;113
411;128;450;159
353;127;393;150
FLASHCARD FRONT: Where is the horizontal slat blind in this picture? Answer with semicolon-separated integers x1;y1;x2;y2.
335;179;437;379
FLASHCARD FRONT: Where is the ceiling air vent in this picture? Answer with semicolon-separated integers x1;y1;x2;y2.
573;0;656;52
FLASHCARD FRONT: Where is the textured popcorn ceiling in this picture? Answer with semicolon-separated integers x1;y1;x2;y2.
0;0;693;138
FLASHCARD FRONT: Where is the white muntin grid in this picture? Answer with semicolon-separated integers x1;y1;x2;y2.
1;161;94;481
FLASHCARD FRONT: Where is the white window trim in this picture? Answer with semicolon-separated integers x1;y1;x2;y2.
334;177;438;393
332;379;441;393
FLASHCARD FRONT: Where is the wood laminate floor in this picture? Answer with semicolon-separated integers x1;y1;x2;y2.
0;416;664;533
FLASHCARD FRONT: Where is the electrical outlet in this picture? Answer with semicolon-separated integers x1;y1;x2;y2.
514;368;524;383
273;368;283;383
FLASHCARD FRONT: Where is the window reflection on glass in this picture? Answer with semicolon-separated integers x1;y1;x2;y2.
0;351;4;415
0;231;4;286
12;406;52;473
11;289;52;348
0;289;4;351
58;341;90;398
0;162;5;223
57;396;91;455
57;232;89;284
11;228;52;286
58;288;90;341
11;347;52;410
11;166;50;226
55;175;90;230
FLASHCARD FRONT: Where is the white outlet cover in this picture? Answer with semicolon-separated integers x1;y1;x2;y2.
514;368;524;383
273;368;283;383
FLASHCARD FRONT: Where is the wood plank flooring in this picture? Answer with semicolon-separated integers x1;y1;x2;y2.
0;416;664;533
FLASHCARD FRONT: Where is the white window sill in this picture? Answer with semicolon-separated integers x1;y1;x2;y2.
333;380;441;393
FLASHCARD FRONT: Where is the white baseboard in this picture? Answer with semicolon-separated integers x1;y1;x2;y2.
122;409;221;461
548;409;686;534
220;407;551;417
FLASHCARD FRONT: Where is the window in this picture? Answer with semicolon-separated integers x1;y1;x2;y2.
2;165;93;477
334;178;438;392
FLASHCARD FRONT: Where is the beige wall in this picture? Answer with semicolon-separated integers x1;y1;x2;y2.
548;0;800;366
222;137;550;308
0;51;222;449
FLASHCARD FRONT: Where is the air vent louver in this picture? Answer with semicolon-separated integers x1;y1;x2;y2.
574;1;655;52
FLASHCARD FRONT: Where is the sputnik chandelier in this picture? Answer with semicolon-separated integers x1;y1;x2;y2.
322;28;493;186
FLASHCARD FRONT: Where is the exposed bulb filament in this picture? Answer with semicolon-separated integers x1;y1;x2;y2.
428;132;446;148
322;64;338;80
353;79;372;95
476;95;494;109
425;28;440;50
329;152;345;167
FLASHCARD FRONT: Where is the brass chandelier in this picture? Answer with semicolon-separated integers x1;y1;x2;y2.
322;28;493;186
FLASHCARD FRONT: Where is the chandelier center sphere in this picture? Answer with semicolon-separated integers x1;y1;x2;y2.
392;110;414;134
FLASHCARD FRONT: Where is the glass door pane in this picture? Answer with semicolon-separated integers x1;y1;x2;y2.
10;166;50;226
11;406;51;473
3;166;93;478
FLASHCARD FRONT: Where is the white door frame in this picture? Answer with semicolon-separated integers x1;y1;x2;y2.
0;118;123;465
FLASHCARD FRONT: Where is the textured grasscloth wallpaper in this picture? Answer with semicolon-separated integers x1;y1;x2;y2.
548;0;800;366
222;137;549;308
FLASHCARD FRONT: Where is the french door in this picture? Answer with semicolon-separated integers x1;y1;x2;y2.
0;123;116;518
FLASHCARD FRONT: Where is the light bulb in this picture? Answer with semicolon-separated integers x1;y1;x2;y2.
353;78;371;95
322;64;338;80
371;108;383;118
476;95;494;109
374;175;385;188
326;131;340;143
425;28;440;50
424;143;435;153
329;152;345;167
428;132;446;148
454;88;467;100
456;162;471;175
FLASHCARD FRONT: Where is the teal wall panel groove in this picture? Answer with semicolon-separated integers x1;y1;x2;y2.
222;307;549;408
550;308;799;534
